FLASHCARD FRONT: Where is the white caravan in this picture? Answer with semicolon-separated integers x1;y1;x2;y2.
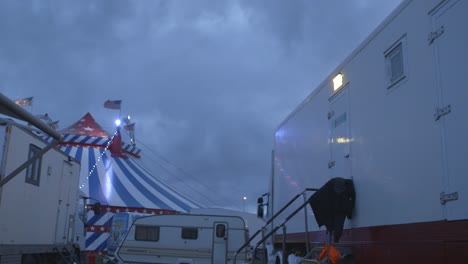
253;0;468;263
116;214;250;264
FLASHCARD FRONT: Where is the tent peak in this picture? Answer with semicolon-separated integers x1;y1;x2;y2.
60;112;110;138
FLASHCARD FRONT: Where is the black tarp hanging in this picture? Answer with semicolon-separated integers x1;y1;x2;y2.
308;177;355;242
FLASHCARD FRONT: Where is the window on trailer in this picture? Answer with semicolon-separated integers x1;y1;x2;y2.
135;225;160;241
216;224;226;238
25;144;41;186
385;35;407;87
181;227;198;240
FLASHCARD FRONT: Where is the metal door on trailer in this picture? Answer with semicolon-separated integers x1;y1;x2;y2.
54;161;74;243
212;222;228;264
431;0;468;220
328;87;352;180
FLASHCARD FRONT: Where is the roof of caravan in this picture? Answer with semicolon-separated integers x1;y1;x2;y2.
47;112;203;212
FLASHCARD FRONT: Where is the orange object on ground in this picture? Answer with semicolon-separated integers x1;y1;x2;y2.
317;244;341;264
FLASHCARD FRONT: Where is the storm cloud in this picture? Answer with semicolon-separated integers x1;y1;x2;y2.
0;0;401;211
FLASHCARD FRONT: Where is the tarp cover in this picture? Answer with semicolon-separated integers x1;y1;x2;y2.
309;177;355;242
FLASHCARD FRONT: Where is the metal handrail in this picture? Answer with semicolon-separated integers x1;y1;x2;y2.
233;188;318;264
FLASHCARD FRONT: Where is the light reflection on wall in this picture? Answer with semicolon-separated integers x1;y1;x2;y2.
336;137;353;144
275;129;286;139
104;157;113;201
275;155;301;191
277;137;353;190
275;154;314;217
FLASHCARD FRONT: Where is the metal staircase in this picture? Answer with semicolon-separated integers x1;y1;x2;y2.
53;247;81;264
233;188;319;264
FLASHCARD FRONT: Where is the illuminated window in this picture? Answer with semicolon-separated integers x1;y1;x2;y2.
25;144;41;186
135;225;160;241
385;36;407;87
181;227;198;240
333;73;344;91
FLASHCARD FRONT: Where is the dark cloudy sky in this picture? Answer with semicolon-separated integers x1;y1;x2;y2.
0;0;401;212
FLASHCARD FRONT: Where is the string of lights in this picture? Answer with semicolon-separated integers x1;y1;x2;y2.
79;129;118;189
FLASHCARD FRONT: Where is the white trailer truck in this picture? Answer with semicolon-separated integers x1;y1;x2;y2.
253;0;468;263
115;214;251;264
0;93;84;264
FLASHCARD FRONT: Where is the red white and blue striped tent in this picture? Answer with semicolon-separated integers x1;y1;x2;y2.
50;113;203;254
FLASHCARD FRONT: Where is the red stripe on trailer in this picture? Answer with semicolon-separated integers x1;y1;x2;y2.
276;219;468;263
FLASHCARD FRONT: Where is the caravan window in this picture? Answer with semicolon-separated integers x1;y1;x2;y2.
135;225;160;241
25;144;41;186
181;227;198;240
216;224;226;238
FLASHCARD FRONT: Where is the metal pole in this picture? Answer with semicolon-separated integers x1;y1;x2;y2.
243;196;247;212
303;193;310;256
261;227;266;264
82;198;88;237
270;150;275;233
282;225;287;264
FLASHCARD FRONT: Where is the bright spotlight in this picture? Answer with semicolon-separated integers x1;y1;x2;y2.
115;119;121;126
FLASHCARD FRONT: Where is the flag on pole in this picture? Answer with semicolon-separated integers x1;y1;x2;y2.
15;97;33;106
104;100;122;110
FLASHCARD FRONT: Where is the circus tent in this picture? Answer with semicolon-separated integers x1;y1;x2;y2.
43;112;204;253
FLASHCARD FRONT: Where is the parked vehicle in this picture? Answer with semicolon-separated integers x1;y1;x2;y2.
0;93;84;264
115;214;250;264
255;0;468;263
107;212;150;261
